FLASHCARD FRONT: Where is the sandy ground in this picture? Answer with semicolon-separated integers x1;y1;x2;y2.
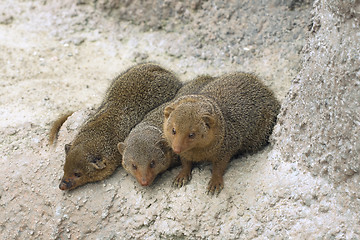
1;0;359;239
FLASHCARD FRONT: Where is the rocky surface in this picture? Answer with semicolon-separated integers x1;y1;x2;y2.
271;0;360;236
0;0;359;239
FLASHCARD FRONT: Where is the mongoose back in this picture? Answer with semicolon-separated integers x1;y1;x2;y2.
163;72;280;195
54;63;182;190
117;75;215;187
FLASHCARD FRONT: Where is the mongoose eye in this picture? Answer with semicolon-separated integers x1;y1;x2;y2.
189;133;196;139
150;160;155;168
74;172;82;178
172;128;176;135
132;164;137;170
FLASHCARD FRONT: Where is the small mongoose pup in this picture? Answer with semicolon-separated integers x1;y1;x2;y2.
51;63;182;190
118;75;215;187
163;72;280;195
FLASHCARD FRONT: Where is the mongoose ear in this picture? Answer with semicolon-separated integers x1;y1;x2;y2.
64;144;72;154
89;156;106;170
155;139;171;153
202;114;215;128
117;142;126;155
164;106;175;119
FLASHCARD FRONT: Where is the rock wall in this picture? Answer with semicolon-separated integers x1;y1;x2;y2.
272;0;360;191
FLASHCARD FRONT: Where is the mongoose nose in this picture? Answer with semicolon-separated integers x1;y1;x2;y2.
59;179;72;190
172;146;182;154
140;179;149;186
59;182;67;190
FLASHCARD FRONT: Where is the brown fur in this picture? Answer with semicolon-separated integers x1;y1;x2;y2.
49;112;73;145
118;75;215;187
58;63;182;190
163;72;280;195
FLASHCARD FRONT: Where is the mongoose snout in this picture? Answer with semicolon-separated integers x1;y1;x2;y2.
59;177;76;190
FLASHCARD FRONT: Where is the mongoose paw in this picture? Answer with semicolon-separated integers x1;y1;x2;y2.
206;178;224;196
173;172;192;188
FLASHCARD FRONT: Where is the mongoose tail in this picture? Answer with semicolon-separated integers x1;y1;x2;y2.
49;112;73;145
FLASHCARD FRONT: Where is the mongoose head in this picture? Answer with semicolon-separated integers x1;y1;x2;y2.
163;97;217;154
117;128;173;186
59;142;118;190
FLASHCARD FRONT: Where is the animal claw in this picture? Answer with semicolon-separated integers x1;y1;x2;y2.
172;172;191;188
206;179;224;196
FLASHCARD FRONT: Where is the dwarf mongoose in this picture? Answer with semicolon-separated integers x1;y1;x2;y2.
51;63;182;190
163;72;280;195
